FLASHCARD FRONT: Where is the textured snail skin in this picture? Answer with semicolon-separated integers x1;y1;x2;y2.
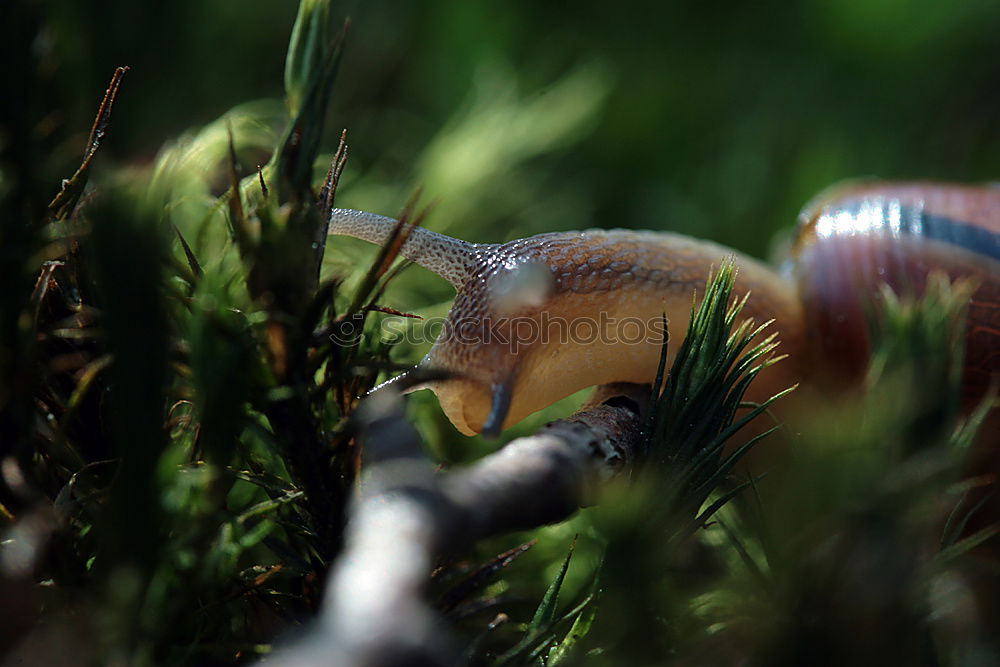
328;181;999;438
328;211;805;436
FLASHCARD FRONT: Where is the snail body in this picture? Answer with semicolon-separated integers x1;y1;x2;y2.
328;181;1000;438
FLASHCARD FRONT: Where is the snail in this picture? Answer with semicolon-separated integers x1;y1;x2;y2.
327;181;1000;439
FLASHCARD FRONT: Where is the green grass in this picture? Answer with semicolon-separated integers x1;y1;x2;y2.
2;1;998;665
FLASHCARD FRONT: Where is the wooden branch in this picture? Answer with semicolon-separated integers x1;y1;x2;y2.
271;383;648;666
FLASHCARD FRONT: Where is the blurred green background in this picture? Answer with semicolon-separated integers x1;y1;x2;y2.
38;0;1000;252
6;2;1000;663
27;0;1000;453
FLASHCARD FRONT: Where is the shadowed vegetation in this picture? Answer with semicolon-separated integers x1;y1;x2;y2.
2;0;999;664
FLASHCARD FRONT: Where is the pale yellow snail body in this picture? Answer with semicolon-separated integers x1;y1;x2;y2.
328;182;1000;440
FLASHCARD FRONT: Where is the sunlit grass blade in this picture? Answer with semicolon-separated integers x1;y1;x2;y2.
645;259;792;530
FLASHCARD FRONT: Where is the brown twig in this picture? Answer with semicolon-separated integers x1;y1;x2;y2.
47;66;129;221
271;382;648;666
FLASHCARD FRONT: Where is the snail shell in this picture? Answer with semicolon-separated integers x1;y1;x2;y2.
328;181;999;439
794;182;1000;412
